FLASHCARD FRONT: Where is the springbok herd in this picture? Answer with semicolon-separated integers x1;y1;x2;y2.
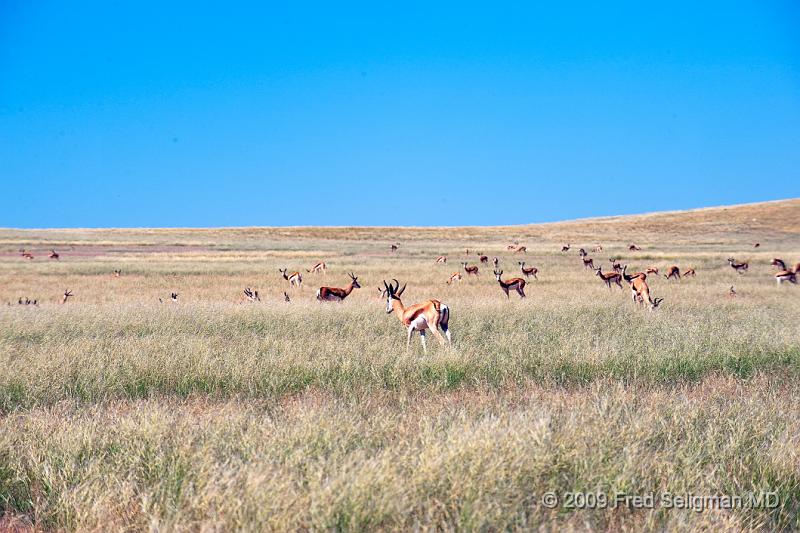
11;241;799;353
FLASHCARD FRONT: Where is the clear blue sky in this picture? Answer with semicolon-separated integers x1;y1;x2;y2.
2;1;799;228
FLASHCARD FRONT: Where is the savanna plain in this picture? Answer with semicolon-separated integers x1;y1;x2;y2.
1;200;799;532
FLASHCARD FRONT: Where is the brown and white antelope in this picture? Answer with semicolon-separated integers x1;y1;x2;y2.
578;248;587;257
683;268;696;277
727;258;749;274
316;273;361;302
595;267;623;289
279;268;302;288
561;243;570;252
645;267;659;275
494;270;526;299
307;261;327;274
771;258;786;270
627;274;663;311
592;244;603;253
21;250;33;260
390;244;399;253
518;261;538;279
62;290;73;303
113;269;122;278
609;258;622;273
515;246;527;253
582;257;595;269
446;272;463;285
664;265;681;280
49;250;60;260
461;262;479;276
383;279;451;353
775;269;797;285
243;288;260;302
435;256;447;264
629;244;641;251
621;265;646;284
479;255;489;264
492;257;499;268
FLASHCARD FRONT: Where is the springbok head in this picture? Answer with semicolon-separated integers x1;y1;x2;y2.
382;278;406;313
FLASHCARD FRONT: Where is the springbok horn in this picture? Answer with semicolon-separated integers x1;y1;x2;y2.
397;283;406;296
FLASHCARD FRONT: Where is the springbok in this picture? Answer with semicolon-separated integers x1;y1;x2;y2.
771;258;787;270
21;250;33;260
506;244;517;251
492;257;499;268
390;244;399;253
243;288;260;302
582;257;595;269
446;272;463;285
493;270;526;299
461;262;479;276
307;261;327;274
664;266;681;280
609;258;622;273
592;244;603;253
595;267;623;289
645;267;659;275
382;278;451;353
578;248;587;257
280;268;302;288
683;268;696;277
629;244;641;251
49;250;60;260
561;244;570;252
435;256;447;264
753;243;760;248
728;258;749;274
518;261;538;279
316;273;361;301
62;290;73;304
515;246;527;253
775;267;797;285
628;274;663;311
621;265;646;284
479;255;489;264
170;292;178;302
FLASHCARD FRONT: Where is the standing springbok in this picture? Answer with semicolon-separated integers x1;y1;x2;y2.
771;258;787;269
49;250;60;260
435;256;447;264
316;273;361;301
492;257;499;268
461;262;479;276
561;244;570;252
609;258;623;273
728;258;749;274
775;265;798;285
390;244;399;253
446;272;463;285
61;290;73;304
279;268;302;288
307;261;327;274
494;270;526;299
578;248;587;257
479;255;489;264
595;267;623;289
664;265;681;280
518;261;538;279
582;257;595;270
383;278;451;353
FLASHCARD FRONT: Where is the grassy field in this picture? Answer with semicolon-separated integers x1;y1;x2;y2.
1;199;799;531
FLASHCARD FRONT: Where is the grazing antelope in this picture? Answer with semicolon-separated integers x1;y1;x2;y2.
683;268;696;277
518;261;538;279
49;250;60;260
243;288;260;302
664;266;681;280
113;269;122;277
582;257;595;270
753;243;760;248
382;278;451;353
515;246;527;253
435;256;447;264
307;261;327;274
479;255;489;264
279;268;302;288
578;248;587;257
461;262;479;276
284;291;291;302
609;258;622;273
316;273;361;302
729;286;737;298
629;244;641;251
62;290;73;304
561;244;570;252
446;272;463;285
595;267;623;289
492;257;499;268
771;258;787;270
170;292;178;302
645;267;659;275
391;244;399;253
775;268;797;285
592;244;603;253
727;258;749;274
21;250;33;260
493;270;526;299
